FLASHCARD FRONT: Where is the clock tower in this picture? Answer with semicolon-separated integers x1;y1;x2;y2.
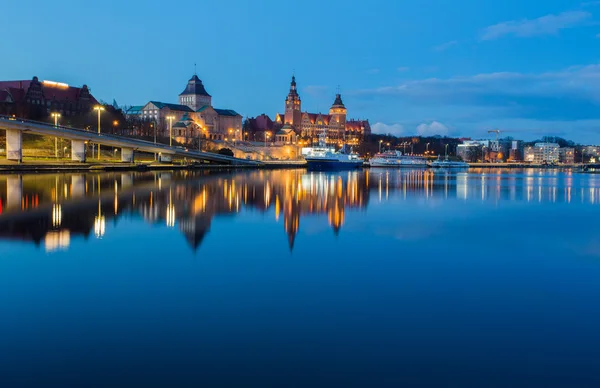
284;75;302;129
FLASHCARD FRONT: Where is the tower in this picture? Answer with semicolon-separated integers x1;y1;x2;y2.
179;75;212;111
284;75;302;129
329;93;347;140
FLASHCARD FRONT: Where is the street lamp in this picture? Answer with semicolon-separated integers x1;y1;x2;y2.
265;131;271;147
166;115;175;147
445;144;449;159
112;120;119;135
51;112;61;158
379;139;383;153
93;105;105;161
426;142;430;154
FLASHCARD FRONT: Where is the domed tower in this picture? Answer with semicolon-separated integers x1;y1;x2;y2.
179;75;212;111
284;75;302;129
329;93;347;138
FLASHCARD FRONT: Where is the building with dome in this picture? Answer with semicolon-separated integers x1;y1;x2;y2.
274;76;371;145
131;74;242;143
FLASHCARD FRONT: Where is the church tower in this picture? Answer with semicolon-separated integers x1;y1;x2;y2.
284;75;302;129
329;93;347;139
179;74;212;111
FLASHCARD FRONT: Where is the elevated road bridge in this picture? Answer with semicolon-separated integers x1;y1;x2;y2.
0;115;261;166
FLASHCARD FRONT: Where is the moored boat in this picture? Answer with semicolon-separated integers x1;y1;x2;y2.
429;156;469;168
304;133;364;170
368;150;428;167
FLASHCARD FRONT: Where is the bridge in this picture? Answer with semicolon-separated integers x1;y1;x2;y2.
0;115;262;166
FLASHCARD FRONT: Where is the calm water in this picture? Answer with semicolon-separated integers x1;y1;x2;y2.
1;168;600;387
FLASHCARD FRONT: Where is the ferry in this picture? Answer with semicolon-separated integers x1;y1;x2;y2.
429;156;470;168
304;134;364;170
368;150;428;168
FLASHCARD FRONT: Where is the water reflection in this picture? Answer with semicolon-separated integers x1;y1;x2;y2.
0;168;598;253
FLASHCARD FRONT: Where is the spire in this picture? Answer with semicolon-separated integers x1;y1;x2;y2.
287;74;299;99
194;63;197;76
332;93;345;108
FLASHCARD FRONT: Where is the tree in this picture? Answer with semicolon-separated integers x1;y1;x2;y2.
218;148;234;157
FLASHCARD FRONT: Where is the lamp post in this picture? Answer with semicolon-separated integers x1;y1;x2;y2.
445;144;449;159
379;139;383;153
265;132;270;147
93;105;105;161
166;115;175;147
113;120;119;135
51;112;61;158
426;142;430;154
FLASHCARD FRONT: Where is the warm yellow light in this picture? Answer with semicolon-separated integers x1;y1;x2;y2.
113;120;119;126
51;112;61;118
94;105;105;112
43;80;69;88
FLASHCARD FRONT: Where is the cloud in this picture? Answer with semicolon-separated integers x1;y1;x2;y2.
582;1;600;7
367;68;380;74
351;63;600;122
433;40;458;51
416;121;449;136
481;11;591;40
303;85;328;97
397;66;410;72
372;122;404;136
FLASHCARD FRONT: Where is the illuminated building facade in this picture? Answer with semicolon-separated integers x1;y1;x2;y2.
131;75;242;143
0;76;98;118
274;76;371;145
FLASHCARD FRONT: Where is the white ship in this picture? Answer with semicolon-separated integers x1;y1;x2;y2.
304;133;364;170
429;156;469;168
368;150;428;168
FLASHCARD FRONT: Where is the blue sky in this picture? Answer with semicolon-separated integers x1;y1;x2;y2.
3;0;600;142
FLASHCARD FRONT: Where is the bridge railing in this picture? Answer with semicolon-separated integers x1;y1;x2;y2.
0;115;262;164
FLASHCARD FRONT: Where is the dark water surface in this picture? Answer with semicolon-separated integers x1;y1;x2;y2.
1;168;600;387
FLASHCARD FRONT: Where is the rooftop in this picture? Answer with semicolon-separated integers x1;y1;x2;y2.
148;101;193;112
179;74;211;97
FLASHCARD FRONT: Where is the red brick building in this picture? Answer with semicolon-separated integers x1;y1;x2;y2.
0;76;98;119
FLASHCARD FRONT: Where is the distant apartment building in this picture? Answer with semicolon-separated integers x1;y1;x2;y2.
508;140;524;161
524;143;560;163
559;147;575;164
457;140;486;162
488;139;512;162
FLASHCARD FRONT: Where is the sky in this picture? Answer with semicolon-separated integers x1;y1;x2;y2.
3;0;600;143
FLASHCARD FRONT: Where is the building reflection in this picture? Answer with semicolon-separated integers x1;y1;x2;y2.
0;168;599;252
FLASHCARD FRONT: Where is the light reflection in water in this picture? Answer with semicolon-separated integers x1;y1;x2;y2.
0;168;599;253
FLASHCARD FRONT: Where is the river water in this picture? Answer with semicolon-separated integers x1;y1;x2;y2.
1;168;600;387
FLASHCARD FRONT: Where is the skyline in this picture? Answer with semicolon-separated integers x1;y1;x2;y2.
3;0;600;142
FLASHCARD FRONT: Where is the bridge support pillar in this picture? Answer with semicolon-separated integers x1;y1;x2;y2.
159;153;172;163
71;140;86;162
121;148;134;163
71;175;85;198
6;129;22;162
6;175;22;209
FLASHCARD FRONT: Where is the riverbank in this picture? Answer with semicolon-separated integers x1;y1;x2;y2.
0;159;592;174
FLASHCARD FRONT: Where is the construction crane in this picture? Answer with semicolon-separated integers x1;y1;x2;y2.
488;129;501;140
